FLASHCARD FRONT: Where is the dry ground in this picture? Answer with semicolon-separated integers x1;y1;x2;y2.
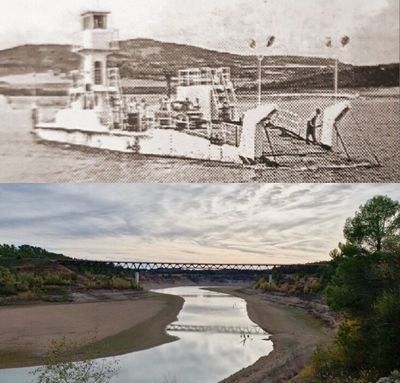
218;288;333;383
0;291;183;368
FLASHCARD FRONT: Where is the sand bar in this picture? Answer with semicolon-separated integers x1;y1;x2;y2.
0;291;183;369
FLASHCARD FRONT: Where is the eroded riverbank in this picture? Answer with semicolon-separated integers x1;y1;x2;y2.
217;288;334;383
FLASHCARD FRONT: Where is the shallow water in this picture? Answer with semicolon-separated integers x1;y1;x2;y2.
0;286;273;383
0;93;398;182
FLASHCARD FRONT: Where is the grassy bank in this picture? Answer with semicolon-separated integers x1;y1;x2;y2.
0;291;183;369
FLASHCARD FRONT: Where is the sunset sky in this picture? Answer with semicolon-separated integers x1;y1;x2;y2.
0;184;399;264
0;0;398;65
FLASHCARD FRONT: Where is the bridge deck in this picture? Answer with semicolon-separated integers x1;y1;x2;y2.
166;324;267;335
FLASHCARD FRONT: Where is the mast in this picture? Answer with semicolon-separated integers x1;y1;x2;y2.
257;55;263;106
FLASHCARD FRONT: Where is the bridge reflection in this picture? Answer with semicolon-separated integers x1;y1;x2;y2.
166;324;267;335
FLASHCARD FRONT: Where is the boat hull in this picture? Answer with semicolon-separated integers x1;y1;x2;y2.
33;125;242;164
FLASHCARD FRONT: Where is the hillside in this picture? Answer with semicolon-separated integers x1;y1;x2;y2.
0;44;79;77
0;40;336;77
0;39;398;92
0;244;141;304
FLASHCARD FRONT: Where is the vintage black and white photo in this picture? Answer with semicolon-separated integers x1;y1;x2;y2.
1;2;400;383
0;0;398;182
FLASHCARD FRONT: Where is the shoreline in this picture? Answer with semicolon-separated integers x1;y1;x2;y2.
0;285;333;383
0;291;184;369
216;288;333;383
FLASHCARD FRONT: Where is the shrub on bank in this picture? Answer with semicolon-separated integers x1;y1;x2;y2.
255;275;321;296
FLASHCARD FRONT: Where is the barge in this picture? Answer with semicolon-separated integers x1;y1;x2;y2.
33;10;370;167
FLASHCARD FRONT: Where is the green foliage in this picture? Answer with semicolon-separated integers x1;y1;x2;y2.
0;243;67;260
326;253;379;316
0;246;141;303
307;195;400;381
0;266;18;295
82;273;140;291
42;273;72;286
343;195;400;252
255;274;321;296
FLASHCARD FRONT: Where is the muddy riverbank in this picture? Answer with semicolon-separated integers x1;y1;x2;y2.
0;290;183;369
218;288;335;383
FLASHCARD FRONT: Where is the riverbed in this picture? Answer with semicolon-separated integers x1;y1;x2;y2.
0;287;273;383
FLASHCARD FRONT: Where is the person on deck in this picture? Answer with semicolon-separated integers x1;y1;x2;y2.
193;98;201;111
185;97;194;112
306;108;323;145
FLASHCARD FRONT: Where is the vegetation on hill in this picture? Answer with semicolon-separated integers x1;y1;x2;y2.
248;63;400;92
255;263;326;297
0;40;398;93
0;243;67;260
0;245;141;304
0;44;79;77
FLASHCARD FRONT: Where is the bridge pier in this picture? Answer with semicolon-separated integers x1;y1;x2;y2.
269;274;273;284
135;271;140;287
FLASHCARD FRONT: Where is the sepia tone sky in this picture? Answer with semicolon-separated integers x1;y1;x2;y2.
0;0;398;65
0;184;399;264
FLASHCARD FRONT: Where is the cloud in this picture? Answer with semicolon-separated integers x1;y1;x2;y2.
0;0;398;64
0;184;399;264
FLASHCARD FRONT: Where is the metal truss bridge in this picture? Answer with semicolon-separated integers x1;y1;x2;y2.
59;259;286;272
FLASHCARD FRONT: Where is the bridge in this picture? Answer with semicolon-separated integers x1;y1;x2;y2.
55;259;318;285
166;324;267;336
59;259;290;272
1;258;320;285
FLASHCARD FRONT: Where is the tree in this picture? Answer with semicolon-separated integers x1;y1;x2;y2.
310;195;400;380
31;338;120;383
343;196;400;252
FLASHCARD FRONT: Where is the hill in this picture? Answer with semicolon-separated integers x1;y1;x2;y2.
0;244;141;304
0;243;68;260
0;40;337;77
0;44;79;77
0;39;398;92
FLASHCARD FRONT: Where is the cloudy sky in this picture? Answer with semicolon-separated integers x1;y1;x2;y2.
0;184;399;264
0;0;398;65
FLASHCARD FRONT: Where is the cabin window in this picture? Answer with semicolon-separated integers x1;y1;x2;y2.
94;61;102;85
93;15;107;29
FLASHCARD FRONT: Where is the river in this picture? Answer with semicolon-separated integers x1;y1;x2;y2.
0;286;273;383
0;92;399;182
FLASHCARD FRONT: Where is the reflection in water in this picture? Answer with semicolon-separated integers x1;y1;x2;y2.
166;324;267;335
116;287;272;383
0;286;273;383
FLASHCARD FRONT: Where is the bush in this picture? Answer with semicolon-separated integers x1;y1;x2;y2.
42;273;71;286
302;342;379;383
0;267;17;295
31;337;119;383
